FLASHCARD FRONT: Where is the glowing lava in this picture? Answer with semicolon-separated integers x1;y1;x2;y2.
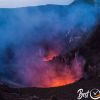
46;77;76;87
40;57;84;88
43;50;58;61
16;49;85;88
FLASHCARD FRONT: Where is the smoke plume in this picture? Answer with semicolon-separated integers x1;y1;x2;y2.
0;0;99;87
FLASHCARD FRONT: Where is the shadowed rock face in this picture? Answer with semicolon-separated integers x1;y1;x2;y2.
78;25;100;78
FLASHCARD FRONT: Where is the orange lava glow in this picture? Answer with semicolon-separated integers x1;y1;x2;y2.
31;51;84;88
41;51;77;87
43;51;58;61
48;78;75;87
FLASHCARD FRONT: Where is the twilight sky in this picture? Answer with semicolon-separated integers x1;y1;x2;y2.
0;0;75;8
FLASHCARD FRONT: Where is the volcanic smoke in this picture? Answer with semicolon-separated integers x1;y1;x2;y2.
0;0;99;88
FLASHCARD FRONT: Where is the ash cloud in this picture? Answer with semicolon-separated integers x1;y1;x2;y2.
0;0;99;87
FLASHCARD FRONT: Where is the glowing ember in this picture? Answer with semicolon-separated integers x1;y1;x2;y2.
43;51;58;61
